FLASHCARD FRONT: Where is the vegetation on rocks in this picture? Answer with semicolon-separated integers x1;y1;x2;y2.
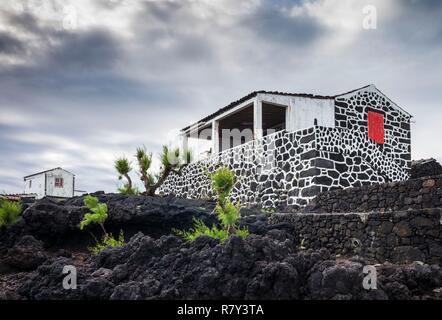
79;195;125;254
0;200;22;228
175;167;249;242
117;184;139;196
88;231;125;255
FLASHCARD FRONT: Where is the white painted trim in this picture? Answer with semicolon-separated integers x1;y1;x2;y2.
211;120;219;155
253;97;263;140
288;98;295;131
180;133;188;153
257;93;292;107
285;104;291;131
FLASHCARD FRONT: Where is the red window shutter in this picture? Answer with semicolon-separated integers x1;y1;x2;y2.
368;111;384;144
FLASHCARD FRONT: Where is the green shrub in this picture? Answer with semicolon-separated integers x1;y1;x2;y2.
79;195;126;254
235;227;250;239
80;195;108;232
174;218;229;242
117;184;139;195
0;200;22;228
175;167;249;242
216;201;240;232
88;230;125;255
210;166;236;205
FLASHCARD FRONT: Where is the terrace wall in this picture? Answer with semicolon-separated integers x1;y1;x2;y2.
269;208;442;264
303;175;442;213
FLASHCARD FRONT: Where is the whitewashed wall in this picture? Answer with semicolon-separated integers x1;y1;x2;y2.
46;168;74;198
290;97;335;131
23;174;46;199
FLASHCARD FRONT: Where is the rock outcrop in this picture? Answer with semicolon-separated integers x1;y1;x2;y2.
3;236;48;271
0;194;218;249
18;233;442;300
1;169;442;300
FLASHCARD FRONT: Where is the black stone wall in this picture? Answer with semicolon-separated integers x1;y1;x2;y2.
270;208;442;264
269;173;442;264
304;175;442;213
410;158;442;179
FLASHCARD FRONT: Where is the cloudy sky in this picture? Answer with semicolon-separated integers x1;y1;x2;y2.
0;0;441;193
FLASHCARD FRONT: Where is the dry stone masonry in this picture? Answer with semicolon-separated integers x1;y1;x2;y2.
268;174;442;264
410;158;442;179
304;175;442;213
160;86;412;208
269;208;442;264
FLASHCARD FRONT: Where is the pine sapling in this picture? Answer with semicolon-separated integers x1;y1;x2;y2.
79;195;125;254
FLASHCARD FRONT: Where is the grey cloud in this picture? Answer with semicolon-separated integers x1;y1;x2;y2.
133;2;217;65
240;5;325;46
0;11;190;107
0;8;196;108
0;135;43;155
0;31;25;55
378;0;442;46
94;0;128;10
400;0;442;10
0;177;22;193
1;10;122;72
47;29;121;71
145;0;182;23
5;11;41;34
0;0;441;194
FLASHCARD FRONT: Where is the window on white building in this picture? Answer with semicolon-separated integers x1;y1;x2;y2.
29;180;32;188
55;178;64;188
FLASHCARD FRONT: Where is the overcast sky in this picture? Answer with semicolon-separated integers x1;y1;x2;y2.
0;0;441;193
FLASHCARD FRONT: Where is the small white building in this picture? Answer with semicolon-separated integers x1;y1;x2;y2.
23;167;75;199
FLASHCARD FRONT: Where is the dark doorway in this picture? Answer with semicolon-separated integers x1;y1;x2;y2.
218;104;254;152
262;102;286;136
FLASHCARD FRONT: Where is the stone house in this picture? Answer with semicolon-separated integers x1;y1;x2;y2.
159;85;412;208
